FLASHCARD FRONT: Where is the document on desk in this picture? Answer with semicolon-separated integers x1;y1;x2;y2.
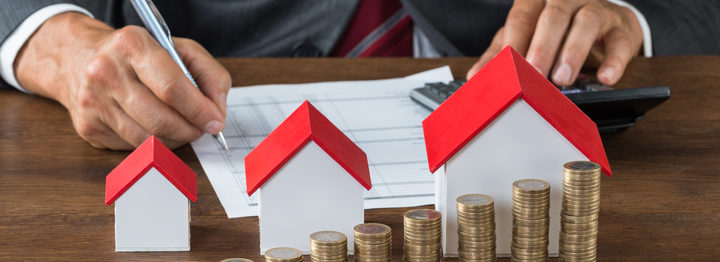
191;66;452;218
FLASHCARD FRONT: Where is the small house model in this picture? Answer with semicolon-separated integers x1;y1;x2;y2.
422;46;612;257
245;101;372;255
105;135;197;252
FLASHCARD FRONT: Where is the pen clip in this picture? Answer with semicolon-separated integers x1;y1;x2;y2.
145;0;172;39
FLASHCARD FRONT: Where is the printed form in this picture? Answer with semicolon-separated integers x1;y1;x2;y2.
191;67;452;218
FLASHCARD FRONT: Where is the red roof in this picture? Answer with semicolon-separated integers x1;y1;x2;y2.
245;101;371;195
105;136;197;205
422;46;611;176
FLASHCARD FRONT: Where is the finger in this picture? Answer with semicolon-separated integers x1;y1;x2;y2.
502;0;545;55
129;36;225;135
551;4;604;86
111;79;204;144
526;2;584;76
467;27;506;79
70;111;133;150
98;100;151;147
174;38;231;116
95;123;136;150
102;99;188;149
597;27;635;85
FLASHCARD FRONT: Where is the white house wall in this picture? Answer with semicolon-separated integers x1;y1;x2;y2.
114;167;190;251
439;99;589;257
259;141;364;255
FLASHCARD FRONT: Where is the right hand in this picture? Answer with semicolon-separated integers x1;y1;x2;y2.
14;12;231;150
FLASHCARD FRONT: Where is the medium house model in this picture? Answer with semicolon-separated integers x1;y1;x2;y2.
245;101;372;255
422;46;612;257
105;135;197;252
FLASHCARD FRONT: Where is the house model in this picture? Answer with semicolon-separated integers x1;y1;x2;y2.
245;100;371;255
422;46;612;257
105;135;197;252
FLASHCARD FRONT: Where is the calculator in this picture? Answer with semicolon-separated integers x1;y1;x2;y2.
410;74;670;133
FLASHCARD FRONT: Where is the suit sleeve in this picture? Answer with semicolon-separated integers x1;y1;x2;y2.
0;1;75;89
625;1;720;55
0;0;111;89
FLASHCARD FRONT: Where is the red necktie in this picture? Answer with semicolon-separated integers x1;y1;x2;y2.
331;0;413;57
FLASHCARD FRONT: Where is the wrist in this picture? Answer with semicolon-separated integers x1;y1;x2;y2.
14;12;112;105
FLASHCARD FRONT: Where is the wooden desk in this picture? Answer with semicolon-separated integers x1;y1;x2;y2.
1;57;719;261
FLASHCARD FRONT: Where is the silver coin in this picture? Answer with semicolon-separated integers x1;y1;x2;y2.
266;247;302;259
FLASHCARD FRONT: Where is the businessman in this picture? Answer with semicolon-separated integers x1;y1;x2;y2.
1;0;718;150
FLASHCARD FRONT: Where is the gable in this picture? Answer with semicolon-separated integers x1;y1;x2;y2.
422;46;611;175
245;101;371;195
105;136;197;205
261;141;365;202
115;167;189;205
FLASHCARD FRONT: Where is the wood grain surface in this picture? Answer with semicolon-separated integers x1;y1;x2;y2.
1;57;719;261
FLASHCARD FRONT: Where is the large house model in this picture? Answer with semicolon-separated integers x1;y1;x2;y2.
105;136;197;252
245;101;371;255
422;46;612;257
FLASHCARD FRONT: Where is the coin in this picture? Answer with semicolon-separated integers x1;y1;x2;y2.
265;247;303;262
220;258;254;262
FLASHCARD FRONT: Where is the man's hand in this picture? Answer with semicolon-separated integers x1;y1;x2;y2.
467;0;643;86
14;12;231;150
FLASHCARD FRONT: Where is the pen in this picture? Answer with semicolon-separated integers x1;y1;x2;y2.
129;0;230;151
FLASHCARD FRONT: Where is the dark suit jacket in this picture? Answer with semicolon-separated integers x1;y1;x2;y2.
1;0;719;87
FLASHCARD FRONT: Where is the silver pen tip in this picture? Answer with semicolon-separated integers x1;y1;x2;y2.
216;132;230;151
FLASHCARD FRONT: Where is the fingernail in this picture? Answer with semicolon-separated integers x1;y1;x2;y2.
553;63;572;85
599;67;616;83
205;120;222;134
218;93;227;110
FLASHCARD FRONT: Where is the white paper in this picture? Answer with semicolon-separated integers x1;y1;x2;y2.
191;66;453;218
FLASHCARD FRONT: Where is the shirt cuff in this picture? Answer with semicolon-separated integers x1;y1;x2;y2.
0;3;93;93
606;0;653;57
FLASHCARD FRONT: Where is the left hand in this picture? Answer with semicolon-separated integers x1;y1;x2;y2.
467;0;644;86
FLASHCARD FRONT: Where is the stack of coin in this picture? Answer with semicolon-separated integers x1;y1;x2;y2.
354;223;392;261
265;247;303;262
560;161;601;261
310;231;348;262
511;179;550;261
456;194;496;261
403;209;442;261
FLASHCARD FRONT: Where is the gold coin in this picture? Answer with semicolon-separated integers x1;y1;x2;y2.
404;209;441;222
457;194;494;208
354;223;391;239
